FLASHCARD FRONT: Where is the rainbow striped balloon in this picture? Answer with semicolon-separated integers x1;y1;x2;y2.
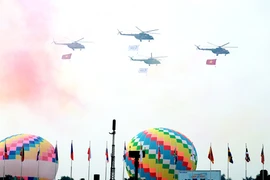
125;128;198;180
0;134;58;180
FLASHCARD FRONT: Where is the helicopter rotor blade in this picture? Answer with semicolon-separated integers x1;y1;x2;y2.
74;38;84;42
153;56;168;59
207;42;219;47
79;41;94;43
135;26;144;33
220;42;230;47
224;46;237;48
145;29;159;33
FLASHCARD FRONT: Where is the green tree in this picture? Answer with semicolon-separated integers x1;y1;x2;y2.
60;176;74;180
221;174;232;180
255;170;270;180
221;174;226;180
4;175;13;180
243;176;254;180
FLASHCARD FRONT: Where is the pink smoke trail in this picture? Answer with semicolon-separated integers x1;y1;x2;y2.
0;0;84;117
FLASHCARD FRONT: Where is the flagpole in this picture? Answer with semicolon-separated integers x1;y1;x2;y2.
70;140;73;179
156;142;158;180
174;145;177;180
20;144;24;180
105;141;108;180
3;141;7;178
210;160;211;180
262;144;264;180
105;159;108;180
70;158;73;179
3;156;5;179
38;158;40;180
37;145;40;180
54;141;57;180
88;141;91;180
54;163;56;180
227;143;229;180
209;143;212;180
122;160;125;180
245;143;247;179
122;141;125;180
20;161;23;180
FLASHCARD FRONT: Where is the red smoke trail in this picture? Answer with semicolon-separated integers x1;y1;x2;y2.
0;0;83;117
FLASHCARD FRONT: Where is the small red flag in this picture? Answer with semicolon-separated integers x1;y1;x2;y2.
158;146;161;162
261;146;265;164
208;146;214;164
20;145;24;162
4;142;8;160
206;59;216;65
87;147;91;161
62;53;72;59
105;148;109;162
70;141;74;161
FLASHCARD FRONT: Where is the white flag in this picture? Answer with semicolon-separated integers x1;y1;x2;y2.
140;145;143;162
138;68;148;73
190;148;196;162
128;45;139;51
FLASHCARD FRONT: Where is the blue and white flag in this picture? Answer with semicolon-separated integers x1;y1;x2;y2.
128;45;139;51
138;68;148;73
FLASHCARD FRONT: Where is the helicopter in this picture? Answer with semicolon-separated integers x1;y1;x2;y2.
195;42;237;56
117;27;159;42
53;38;92;50
129;53;167;66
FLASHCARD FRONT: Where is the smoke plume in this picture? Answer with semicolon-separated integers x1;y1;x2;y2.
0;0;83;117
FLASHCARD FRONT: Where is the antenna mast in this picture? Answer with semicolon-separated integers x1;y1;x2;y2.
109;119;116;180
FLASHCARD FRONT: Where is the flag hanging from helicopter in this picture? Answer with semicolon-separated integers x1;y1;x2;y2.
206;59;216;65
62;53;72;60
138;68;148;73
128;45;139;51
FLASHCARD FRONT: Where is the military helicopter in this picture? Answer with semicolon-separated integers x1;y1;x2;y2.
117;27;159;42
53;38;92;50
129;53;167;66
195;42;237;56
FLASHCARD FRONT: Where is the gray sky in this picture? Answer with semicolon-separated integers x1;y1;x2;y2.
1;0;270;180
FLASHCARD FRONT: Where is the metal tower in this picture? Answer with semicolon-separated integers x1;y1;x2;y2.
109;119;116;180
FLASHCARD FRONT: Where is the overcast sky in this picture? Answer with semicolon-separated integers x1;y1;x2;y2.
1;0;270;180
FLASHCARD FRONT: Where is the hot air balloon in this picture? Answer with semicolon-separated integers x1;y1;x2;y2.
0;134;58;180
125;128;198;180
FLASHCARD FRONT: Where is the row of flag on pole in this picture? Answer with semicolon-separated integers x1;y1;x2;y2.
3;141;265;166
207;145;265;164
54;141;110;163
69;141;93;162
2;141;107;163
3;142;25;161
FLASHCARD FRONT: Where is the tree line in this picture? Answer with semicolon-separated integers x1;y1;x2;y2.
1;170;270;180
